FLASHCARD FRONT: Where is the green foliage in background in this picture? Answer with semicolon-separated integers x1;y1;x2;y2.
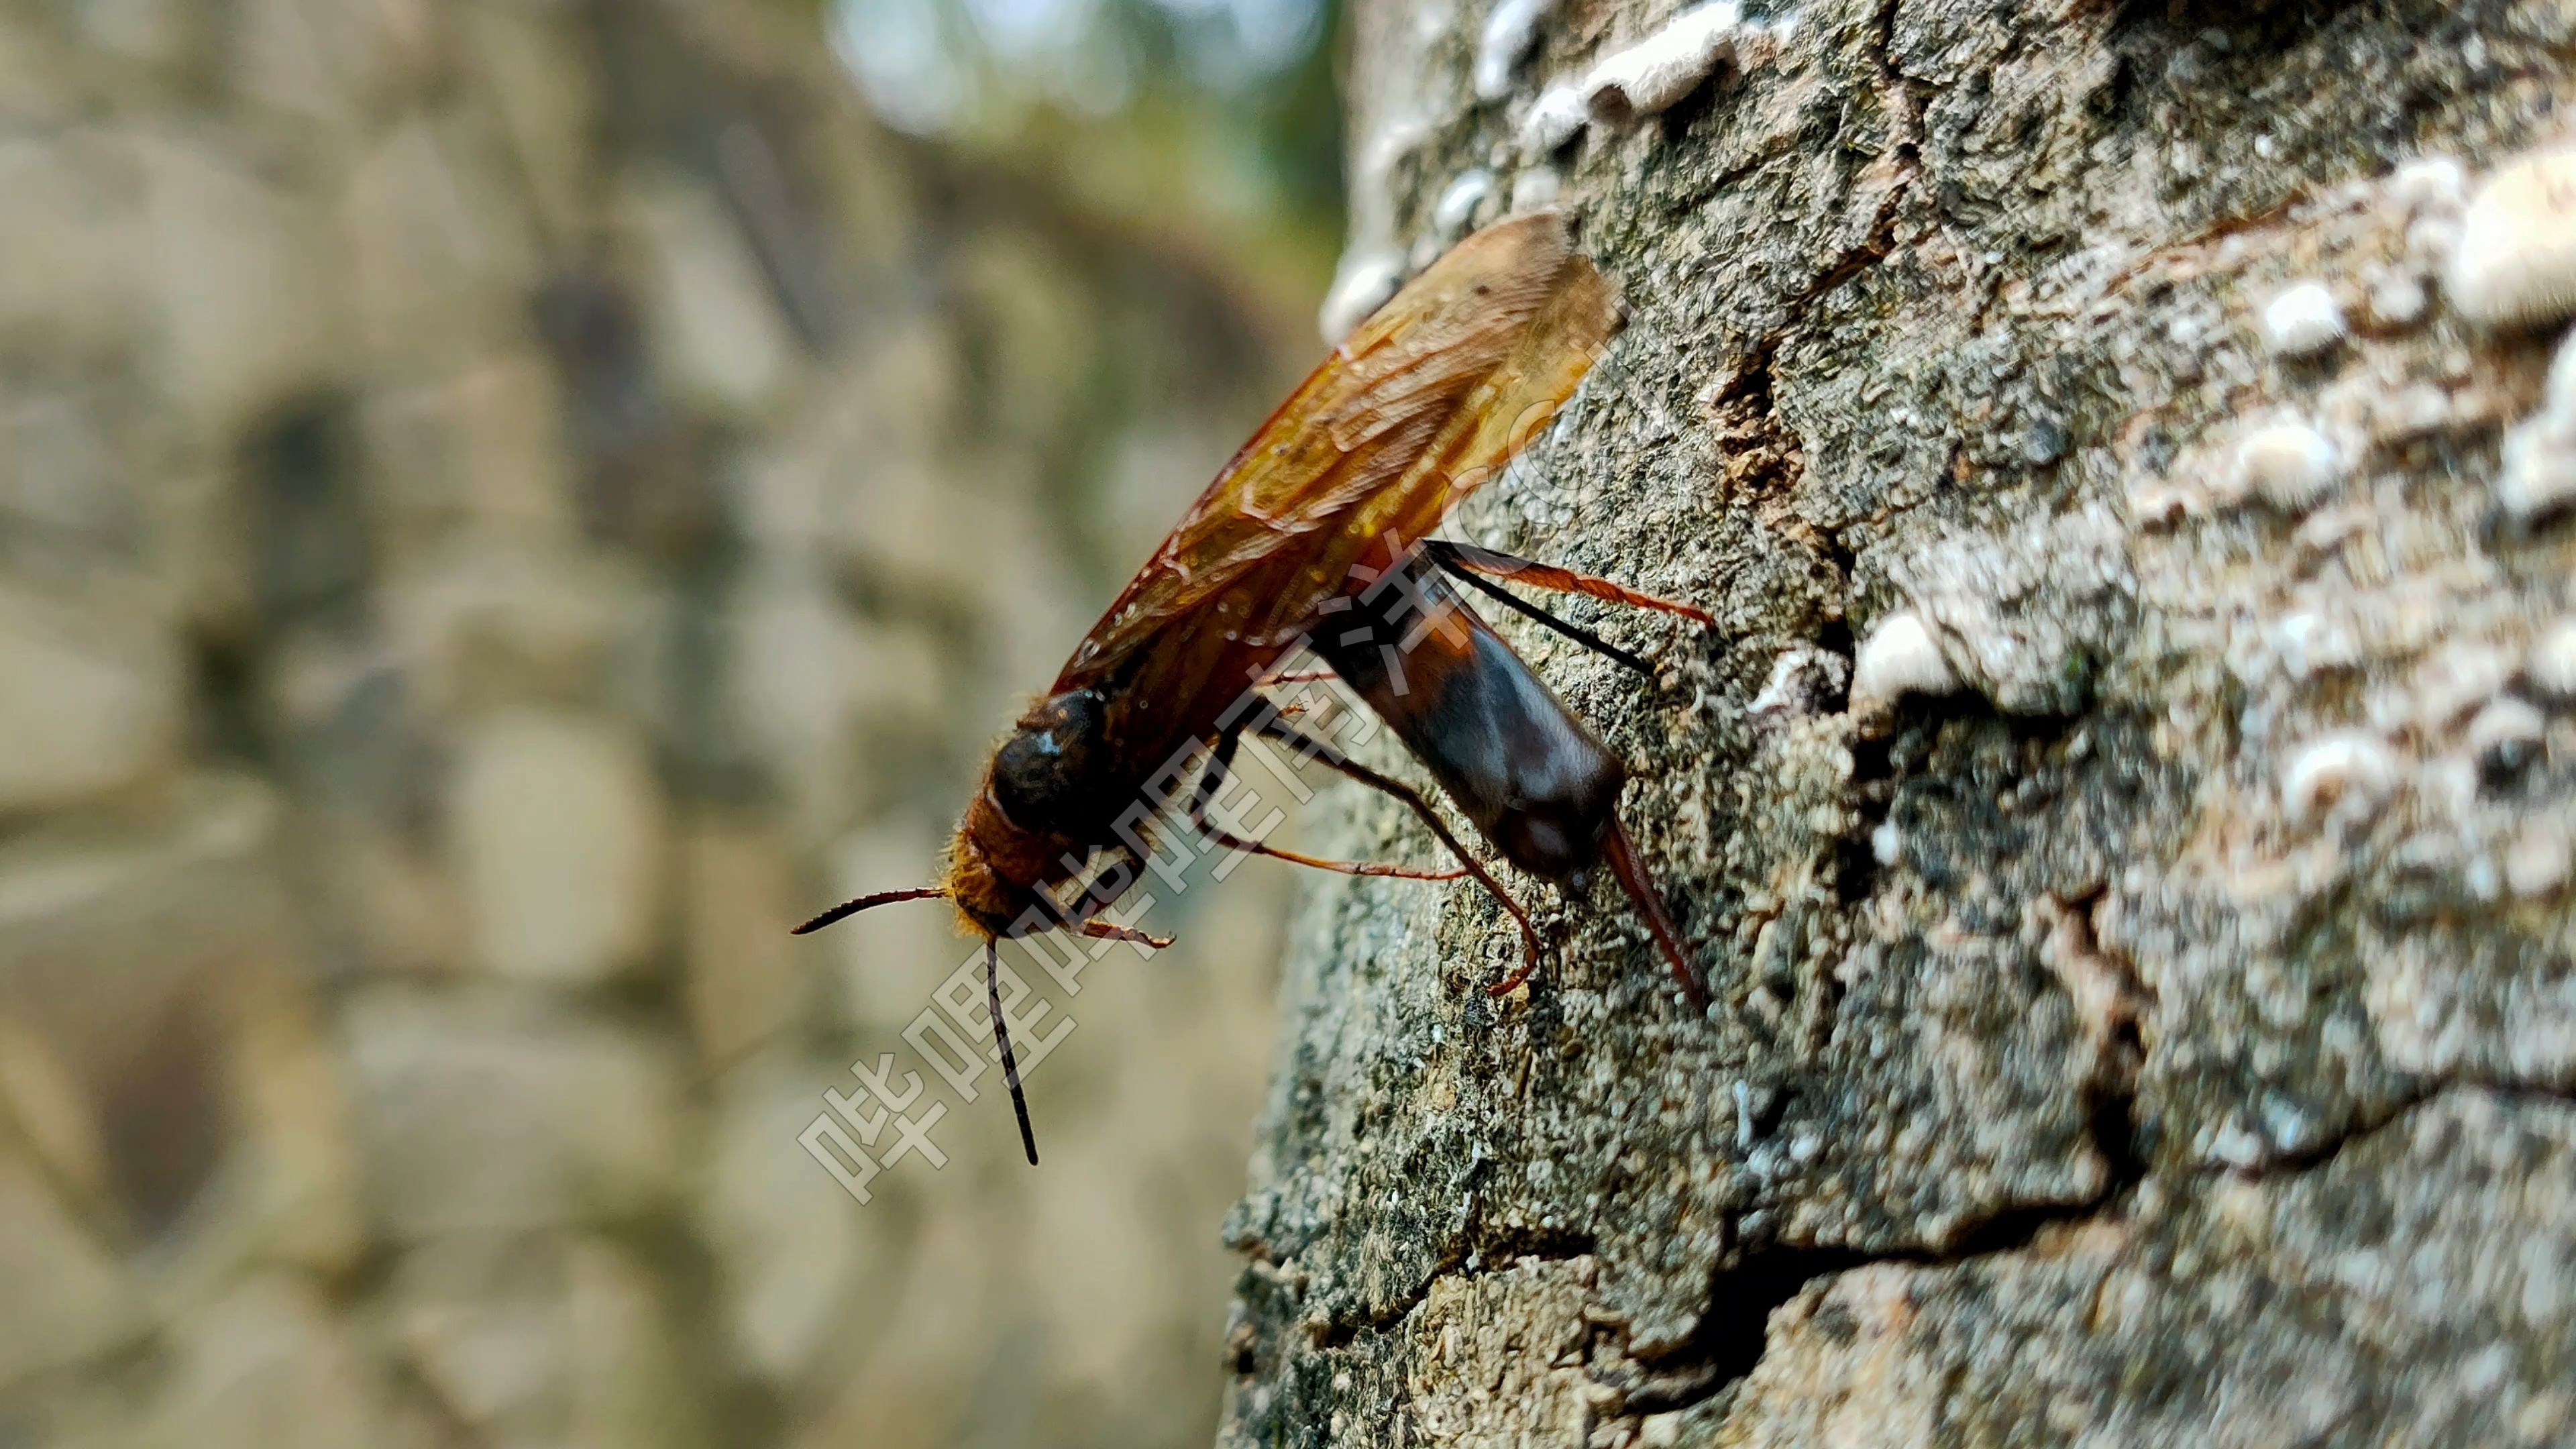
826;0;1348;304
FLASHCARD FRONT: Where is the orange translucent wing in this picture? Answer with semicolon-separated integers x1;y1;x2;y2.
1052;211;1623;698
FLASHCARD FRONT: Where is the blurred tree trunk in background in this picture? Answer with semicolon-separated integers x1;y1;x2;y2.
0;3;1309;1448
1220;1;2576;1444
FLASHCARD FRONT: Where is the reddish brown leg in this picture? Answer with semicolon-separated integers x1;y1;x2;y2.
1249;715;1545;996
1601;820;1707;1010
1190;733;1466;881
1426;539;1716;626
1079;918;1173;949
1044;849;1144;927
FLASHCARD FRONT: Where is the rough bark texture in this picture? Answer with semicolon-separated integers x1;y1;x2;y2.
1219;2;2576;1444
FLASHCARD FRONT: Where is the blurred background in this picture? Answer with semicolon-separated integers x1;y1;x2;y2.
0;0;1341;1444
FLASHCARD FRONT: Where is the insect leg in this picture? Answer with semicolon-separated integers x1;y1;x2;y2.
1426;539;1717;625
1077;918;1174;949
1249;714;1546;996
1190;730;1467;881
1034;850;1171;946
987;938;1038;1166
1601;819;1709;1010
1423;540;1713;677
1054;848;1142;922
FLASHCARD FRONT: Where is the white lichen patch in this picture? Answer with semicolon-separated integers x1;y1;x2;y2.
2261;280;2347;358
2496;331;2576;525
1748;645;1853;724
1583;3;1755;126
2229;417;2344;510
1317;247;1405;344
2447;147;2576;329
2125;478;2200;529
1474;0;1556;101
2207;1117;2270;1173
2365;265;2430;328
2375;381;2452;441
1326;108;1431;342
2390;154;2468;215
2504;420;2576;521
2464;696;2545;772
2528;615;2576;702
2266;610;2361;680
1849;612;1959;718
2504;819;2571;899
1888;508;2130;718
2402;643;2520;735
1430;170;1494;239
1518;82;1590;153
2282;731;2400;827
1507;165;1560;213
1519;2;1784;154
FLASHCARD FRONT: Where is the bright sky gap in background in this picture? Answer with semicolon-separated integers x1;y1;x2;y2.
833;0;1327;133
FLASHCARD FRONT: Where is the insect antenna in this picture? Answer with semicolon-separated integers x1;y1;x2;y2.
987;938;1038;1165
790;886;949;936
1423;544;1658;677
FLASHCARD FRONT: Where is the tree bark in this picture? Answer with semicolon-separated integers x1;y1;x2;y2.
1220;2;2576;1444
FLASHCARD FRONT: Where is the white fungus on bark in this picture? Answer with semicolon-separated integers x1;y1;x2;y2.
2528;616;2576;702
2378;381;2452;441
2498;417;2576;524
2496;331;2576;525
2552;327;2576;414
2504;820;2571;899
1584;3;1752;126
1474;0;1557;100
2366;267;2429;327
1519;82;1591;152
1321;111;1431;343
2447;148;2576;329
1517;5;1782;153
2282;731;2400;826
1748;645;1853;724
1318;248;1405;344
1431;170;1495;239
2268;610;2359;681
2230;417;2344;510
2391;154;2468;213
2125;478;2195;529
2260;281;2347;357
1508;166;1562;212
2465;696;2546;773
2406;213;2463;272
1850;612;1960;717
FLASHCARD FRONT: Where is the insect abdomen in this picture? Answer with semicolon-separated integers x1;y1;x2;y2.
1314;567;1623;888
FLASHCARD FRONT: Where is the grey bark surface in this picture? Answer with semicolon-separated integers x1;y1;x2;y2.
1216;1;2576;1444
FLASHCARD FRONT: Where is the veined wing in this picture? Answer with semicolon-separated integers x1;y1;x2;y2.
1052;211;1623;697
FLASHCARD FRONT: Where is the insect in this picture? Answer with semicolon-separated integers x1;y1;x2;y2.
794;211;1714;1165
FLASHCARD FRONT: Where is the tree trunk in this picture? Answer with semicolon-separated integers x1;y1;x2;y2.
1220;2;2576;1444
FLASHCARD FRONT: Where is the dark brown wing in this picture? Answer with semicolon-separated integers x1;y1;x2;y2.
1051;211;1623;703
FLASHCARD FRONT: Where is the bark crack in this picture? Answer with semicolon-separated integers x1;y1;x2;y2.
2226;1075;2576;1180
1606;1076;2576;1425
1305;1212;1603;1354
